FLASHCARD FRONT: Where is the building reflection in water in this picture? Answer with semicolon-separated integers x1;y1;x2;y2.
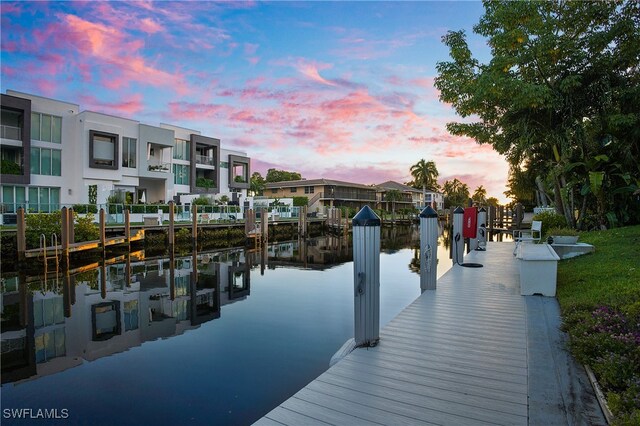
1;230;422;386
1;247;249;385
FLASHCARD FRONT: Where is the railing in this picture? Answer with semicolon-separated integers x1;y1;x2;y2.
148;162;170;172
0;125;21;140
195;155;215;166
328;190;377;201
307;192;323;207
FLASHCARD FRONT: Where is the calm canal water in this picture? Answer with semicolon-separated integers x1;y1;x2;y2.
1;226;452;425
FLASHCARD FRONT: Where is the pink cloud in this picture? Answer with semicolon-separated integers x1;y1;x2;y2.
139;17;163;34
55;13;192;95
80;94;144;116
293;58;337;86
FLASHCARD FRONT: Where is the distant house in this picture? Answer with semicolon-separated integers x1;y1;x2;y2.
377;181;444;211
425;191;445;211
377;181;420;211
265;178;377;211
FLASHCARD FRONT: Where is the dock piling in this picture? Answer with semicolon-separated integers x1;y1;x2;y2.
192;207;198;248
352;205;381;347
419;205;438;291
452;207;465;265
17;207;26;262
168;201;175;246
477;207;487;250
99;208;106;255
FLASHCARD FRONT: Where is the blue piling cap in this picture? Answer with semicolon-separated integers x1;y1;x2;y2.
453;206;465;214
479;207;487;212
352;205;381;227
419;205;438;218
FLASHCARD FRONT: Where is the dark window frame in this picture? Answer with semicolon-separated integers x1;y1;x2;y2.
89;130;119;170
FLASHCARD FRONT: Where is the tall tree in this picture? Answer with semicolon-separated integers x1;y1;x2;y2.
410;159;439;207
442;178;470;208
472;185;487;205
265;168;302;183
250;172;265;196
384;189;404;222
435;0;640;228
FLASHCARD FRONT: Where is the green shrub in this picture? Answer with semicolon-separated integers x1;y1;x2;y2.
532;210;567;235
175;228;191;244
192;196;212;206
74;212;99;242
196;177;214;188
293;196;308;207
1;159;21;175
144;231;167;247
72;204;98;214
88;185;97;205
25;212;61;249
131;205;145;214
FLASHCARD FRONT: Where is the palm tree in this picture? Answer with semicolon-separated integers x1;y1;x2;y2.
472;185;487;205
410;159;439;208
385;189;403;223
442;178;470;208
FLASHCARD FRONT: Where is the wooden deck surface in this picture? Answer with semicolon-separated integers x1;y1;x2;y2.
256;242;529;425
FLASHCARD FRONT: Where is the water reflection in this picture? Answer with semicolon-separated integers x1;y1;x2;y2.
2;228;431;386
1;227;454;424
1;247;248;385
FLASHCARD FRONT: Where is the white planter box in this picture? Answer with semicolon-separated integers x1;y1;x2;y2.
516;243;560;296
550;235;579;244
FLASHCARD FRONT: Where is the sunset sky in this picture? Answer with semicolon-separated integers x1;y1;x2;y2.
1;1;510;202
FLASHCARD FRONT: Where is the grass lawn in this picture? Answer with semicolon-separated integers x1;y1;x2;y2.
556;225;640;425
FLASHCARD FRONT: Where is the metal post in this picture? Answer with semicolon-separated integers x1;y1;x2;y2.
352;206;381;347
452;207;464;265
477;207;487;251
419;205;438;291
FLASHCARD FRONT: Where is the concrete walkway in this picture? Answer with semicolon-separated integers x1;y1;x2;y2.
255;242;604;425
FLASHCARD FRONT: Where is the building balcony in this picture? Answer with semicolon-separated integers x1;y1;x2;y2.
148;162;171;173
195;155;215;166
0;125;22;141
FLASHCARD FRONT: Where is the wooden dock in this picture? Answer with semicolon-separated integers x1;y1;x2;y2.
255;242;604;425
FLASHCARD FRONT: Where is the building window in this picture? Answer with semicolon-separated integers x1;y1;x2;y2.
1;185;26;213
30;147;61;176
35;328;66;363
33;298;64;328
31;112;62;143
304;186;315;194
271;188;277;194
124;300;139;331
122;137;137;168
173;164;190;185
173;139;190;161
290;187;297;193
92;301;121;341
89;130;118;169
27;186;60;212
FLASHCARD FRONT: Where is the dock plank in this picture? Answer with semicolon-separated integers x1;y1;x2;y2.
257;242;590;425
